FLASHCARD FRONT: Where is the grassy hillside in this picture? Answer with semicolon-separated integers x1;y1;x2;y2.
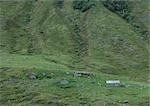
130;0;149;29
0;0;149;106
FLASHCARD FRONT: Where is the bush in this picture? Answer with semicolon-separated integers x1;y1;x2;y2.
73;0;95;12
55;0;64;8
102;0;132;22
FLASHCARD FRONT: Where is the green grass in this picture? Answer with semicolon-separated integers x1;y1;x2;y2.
0;0;149;106
0;53;149;106
0;67;149;106
0;53;69;71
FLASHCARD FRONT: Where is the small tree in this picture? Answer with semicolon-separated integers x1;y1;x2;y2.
55;0;64;8
73;0;95;12
102;0;132;22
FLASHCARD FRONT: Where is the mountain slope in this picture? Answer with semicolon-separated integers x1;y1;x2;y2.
0;0;148;79
0;1;149;105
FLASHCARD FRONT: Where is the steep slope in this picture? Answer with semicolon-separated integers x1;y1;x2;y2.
0;0;149;106
0;0;148;80
129;0;149;42
130;0;149;29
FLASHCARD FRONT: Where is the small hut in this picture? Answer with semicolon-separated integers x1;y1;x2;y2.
106;80;121;87
73;71;94;77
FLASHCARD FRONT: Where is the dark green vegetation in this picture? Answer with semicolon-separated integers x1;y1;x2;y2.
73;0;95;12
102;0;149;42
0;0;149;106
102;0;132;21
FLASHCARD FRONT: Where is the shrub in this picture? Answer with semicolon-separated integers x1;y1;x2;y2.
73;0;95;12
102;0;132;22
55;0;64;8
